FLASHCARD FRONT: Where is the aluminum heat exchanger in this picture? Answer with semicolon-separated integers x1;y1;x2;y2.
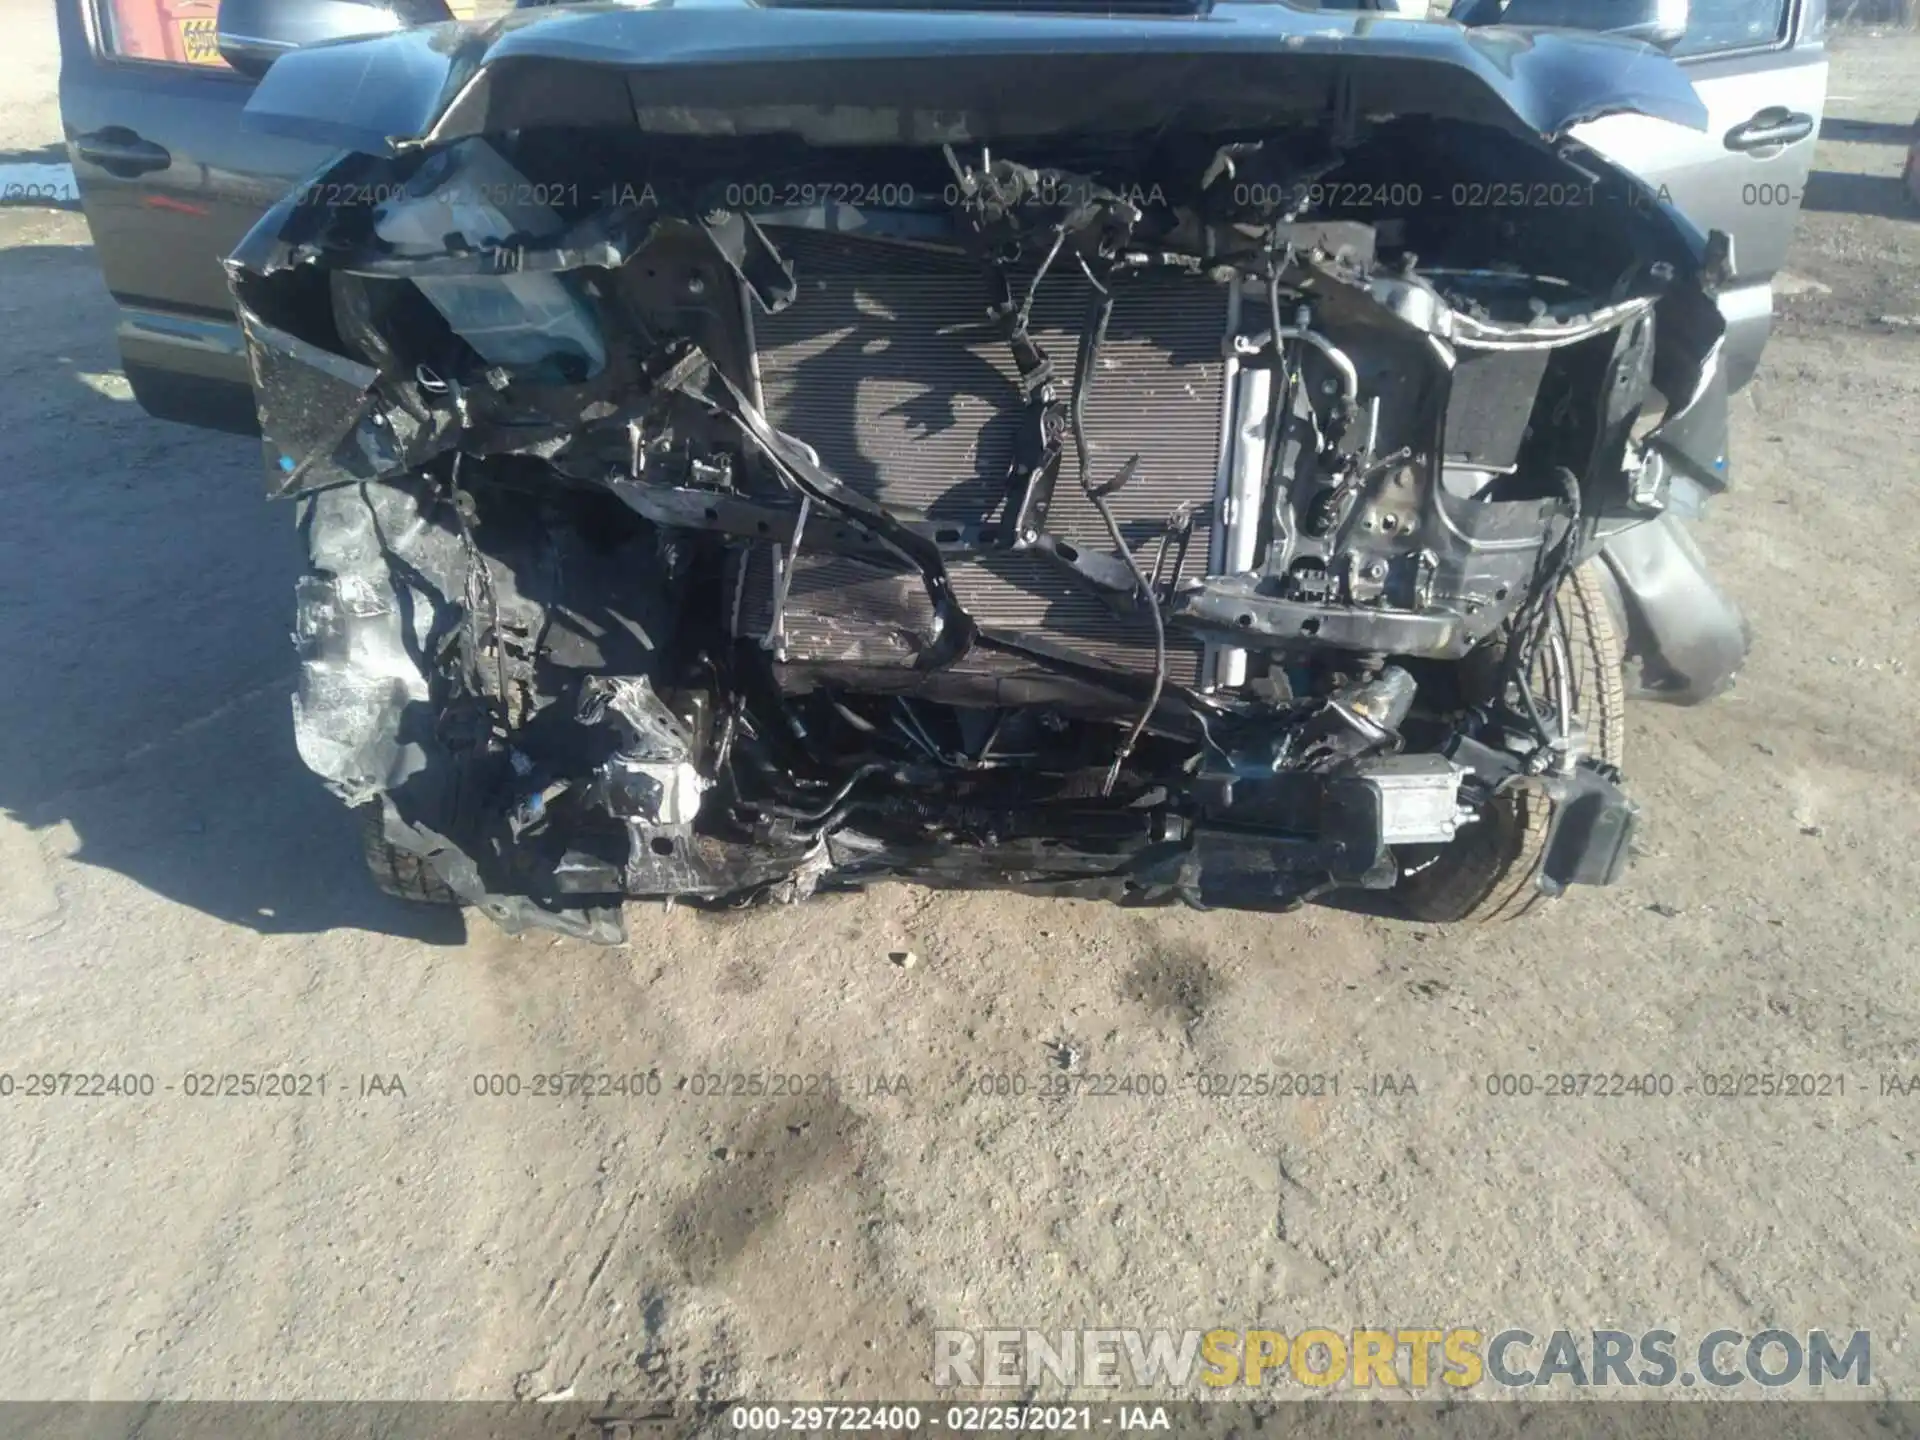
738;229;1229;688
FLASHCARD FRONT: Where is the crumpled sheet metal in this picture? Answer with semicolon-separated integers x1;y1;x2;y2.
241;309;449;498
291;478;453;807
224;153;800;500
222;6;1726;512
579;675;693;765
229;149;795;300
295;474;632;941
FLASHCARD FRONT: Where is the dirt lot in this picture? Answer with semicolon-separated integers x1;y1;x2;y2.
2;7;1918;1405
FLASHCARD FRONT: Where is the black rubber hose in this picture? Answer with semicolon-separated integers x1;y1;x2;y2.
733;761;901;824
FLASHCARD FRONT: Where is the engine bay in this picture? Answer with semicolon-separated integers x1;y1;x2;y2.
230;112;1725;940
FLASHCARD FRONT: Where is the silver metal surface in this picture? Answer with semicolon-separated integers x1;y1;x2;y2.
1359;754;1468;846
1232;316;1359;404
1202;283;1243;693
1212;329;1273;692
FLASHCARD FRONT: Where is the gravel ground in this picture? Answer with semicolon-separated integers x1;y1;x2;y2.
2;8;1918;1404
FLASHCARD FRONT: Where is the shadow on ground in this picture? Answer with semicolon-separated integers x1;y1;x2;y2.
1819;116;1914;146
1802;167;1916;220
0;228;465;943
0;142;71;167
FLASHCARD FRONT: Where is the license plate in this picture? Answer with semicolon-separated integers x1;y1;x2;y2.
175;16;224;65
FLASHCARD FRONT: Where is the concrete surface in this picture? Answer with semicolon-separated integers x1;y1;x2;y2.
3;4;1919;1402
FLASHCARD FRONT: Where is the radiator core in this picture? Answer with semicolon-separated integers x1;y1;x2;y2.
740;228;1230;684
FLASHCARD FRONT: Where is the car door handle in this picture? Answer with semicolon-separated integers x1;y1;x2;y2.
1724;108;1815;153
73;128;172;178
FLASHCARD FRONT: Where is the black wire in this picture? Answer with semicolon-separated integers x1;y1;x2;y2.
1067;258;1167;796
1019;226;1068;335
1268;243;1291;369
1502;466;1583;760
735;761;899;824
1262;248;1300;518
1147;507;1191;601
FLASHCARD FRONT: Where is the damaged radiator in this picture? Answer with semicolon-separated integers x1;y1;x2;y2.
737;229;1230;685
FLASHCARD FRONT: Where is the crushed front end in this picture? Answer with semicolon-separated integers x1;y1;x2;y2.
229;16;1725;941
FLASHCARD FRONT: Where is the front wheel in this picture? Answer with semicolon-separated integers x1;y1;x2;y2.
1395;559;1626;923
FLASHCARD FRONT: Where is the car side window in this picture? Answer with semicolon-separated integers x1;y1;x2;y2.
1670;0;1793;55
95;0;232;66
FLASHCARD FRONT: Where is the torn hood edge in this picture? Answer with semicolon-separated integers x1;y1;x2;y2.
238;1;1709;158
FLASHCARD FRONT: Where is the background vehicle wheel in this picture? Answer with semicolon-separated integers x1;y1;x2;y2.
1396;558;1626;923
357;805;460;906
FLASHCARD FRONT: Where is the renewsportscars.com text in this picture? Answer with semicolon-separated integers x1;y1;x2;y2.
933;1327;1871;1391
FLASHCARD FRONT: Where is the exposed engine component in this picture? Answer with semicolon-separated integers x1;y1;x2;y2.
232;69;1720;939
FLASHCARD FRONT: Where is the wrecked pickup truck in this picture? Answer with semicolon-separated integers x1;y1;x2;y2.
58;0;1827;943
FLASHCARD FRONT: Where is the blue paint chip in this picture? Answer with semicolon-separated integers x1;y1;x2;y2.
278;454;296;472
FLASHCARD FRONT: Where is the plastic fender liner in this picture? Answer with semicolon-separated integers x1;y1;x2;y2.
1539;761;1638;892
1596;511;1751;706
